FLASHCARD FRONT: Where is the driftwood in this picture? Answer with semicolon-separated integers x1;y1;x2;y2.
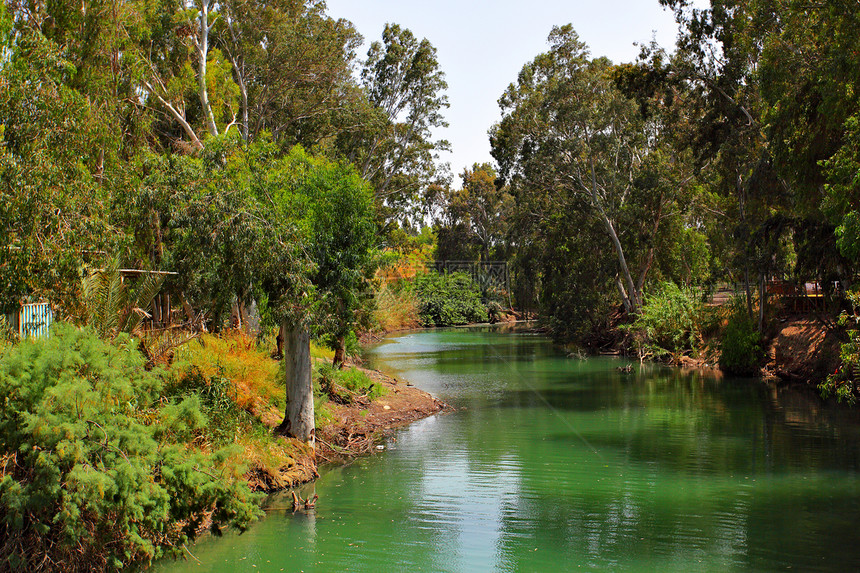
290;491;319;511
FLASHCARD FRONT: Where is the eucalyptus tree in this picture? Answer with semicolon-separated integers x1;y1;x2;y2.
656;0;859;308
0;28;120;313
340;23;450;221
492;26;657;315
437;163;513;262
215;0;364;147
252;144;376;436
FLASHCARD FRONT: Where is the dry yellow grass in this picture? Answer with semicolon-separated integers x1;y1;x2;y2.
372;282;420;332
172;331;284;421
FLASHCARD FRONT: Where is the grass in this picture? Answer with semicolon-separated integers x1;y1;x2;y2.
372;281;420;332
171;331;284;416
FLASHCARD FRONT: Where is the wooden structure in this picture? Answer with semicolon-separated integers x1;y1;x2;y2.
766;281;825;312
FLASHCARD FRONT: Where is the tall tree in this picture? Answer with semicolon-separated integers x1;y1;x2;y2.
437;163;513;262
492;26;655;314
340;23;450;221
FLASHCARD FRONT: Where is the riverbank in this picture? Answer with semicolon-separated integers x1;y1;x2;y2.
244;362;450;492
592;308;844;396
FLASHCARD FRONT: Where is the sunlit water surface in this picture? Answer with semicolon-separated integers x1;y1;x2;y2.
158;326;860;572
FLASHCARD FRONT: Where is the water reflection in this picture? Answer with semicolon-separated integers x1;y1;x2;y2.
158;326;860;573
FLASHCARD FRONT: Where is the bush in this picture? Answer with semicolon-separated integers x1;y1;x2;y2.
411;271;488;326
0;324;262;572
719;300;762;375
314;363;387;404
626;282;705;359
819;289;860;403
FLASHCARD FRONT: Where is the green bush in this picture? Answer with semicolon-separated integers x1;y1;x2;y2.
314;363;387;404
0;324;262;572
411;271;489;326
719;301;762;375
626;282;705;358
819;289;860;403
163;365;260;446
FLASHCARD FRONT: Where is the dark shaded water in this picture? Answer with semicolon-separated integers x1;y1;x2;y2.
160;326;860;572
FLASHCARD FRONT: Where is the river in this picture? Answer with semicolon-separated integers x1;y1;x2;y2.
159;325;860;572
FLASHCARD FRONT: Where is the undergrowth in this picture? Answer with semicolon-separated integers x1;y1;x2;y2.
820;289;860;403
0;324;263;573
624;282;708;360
315;363;387;405
372;280;420;332
171;332;284;416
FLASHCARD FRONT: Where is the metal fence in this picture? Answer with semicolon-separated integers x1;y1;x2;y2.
432;261;510;292
7;302;53;338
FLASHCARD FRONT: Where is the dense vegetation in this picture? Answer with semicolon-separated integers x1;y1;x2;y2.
2;0;860;568
435;3;859;395
0;325;262;571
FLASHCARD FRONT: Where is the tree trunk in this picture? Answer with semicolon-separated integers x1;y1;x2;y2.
332;334;346;369
758;271;766;333
276;322;314;445
197;0;219;138
589;159;639;313
615;275;633;314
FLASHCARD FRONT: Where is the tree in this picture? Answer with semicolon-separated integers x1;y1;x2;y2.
216;0;365;147
0;29;119;313
492;26;654;315
437;163;513;262
261;146;376;369
339;23;450;222
656;0;859;314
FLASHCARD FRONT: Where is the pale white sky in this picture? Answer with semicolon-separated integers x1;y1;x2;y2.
325;0;685;183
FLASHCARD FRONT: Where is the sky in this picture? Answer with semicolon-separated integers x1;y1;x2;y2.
324;0;685;185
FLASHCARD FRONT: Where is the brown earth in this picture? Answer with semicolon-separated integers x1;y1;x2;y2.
763;316;843;387
315;367;450;464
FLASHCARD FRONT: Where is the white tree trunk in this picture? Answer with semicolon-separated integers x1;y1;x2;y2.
589;159;640;313
278;321;314;445
197;0;219;138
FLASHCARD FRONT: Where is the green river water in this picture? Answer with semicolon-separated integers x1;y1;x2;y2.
159;325;860;572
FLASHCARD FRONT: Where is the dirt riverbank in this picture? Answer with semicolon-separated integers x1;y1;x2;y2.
245;364;449;492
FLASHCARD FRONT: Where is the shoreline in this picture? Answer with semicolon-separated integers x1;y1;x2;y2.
245;362;451;493
247;314;843;493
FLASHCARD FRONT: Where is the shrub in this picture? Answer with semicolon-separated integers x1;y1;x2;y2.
719;300;762;375
170;332;285;422
0;324;262;572
162;366;259;447
411;271;488;326
819;289;860;403
626;282;705;359
315;363;386;404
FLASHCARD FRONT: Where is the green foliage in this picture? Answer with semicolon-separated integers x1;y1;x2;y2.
345;23;450;221
411;272;488;327
0;324;262;572
0;30;119;312
314;363;386;404
436;163;513;262
162;366;258;447
626;282;705;358
80;259;164;340
718;300;763;376
819;290;860;404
